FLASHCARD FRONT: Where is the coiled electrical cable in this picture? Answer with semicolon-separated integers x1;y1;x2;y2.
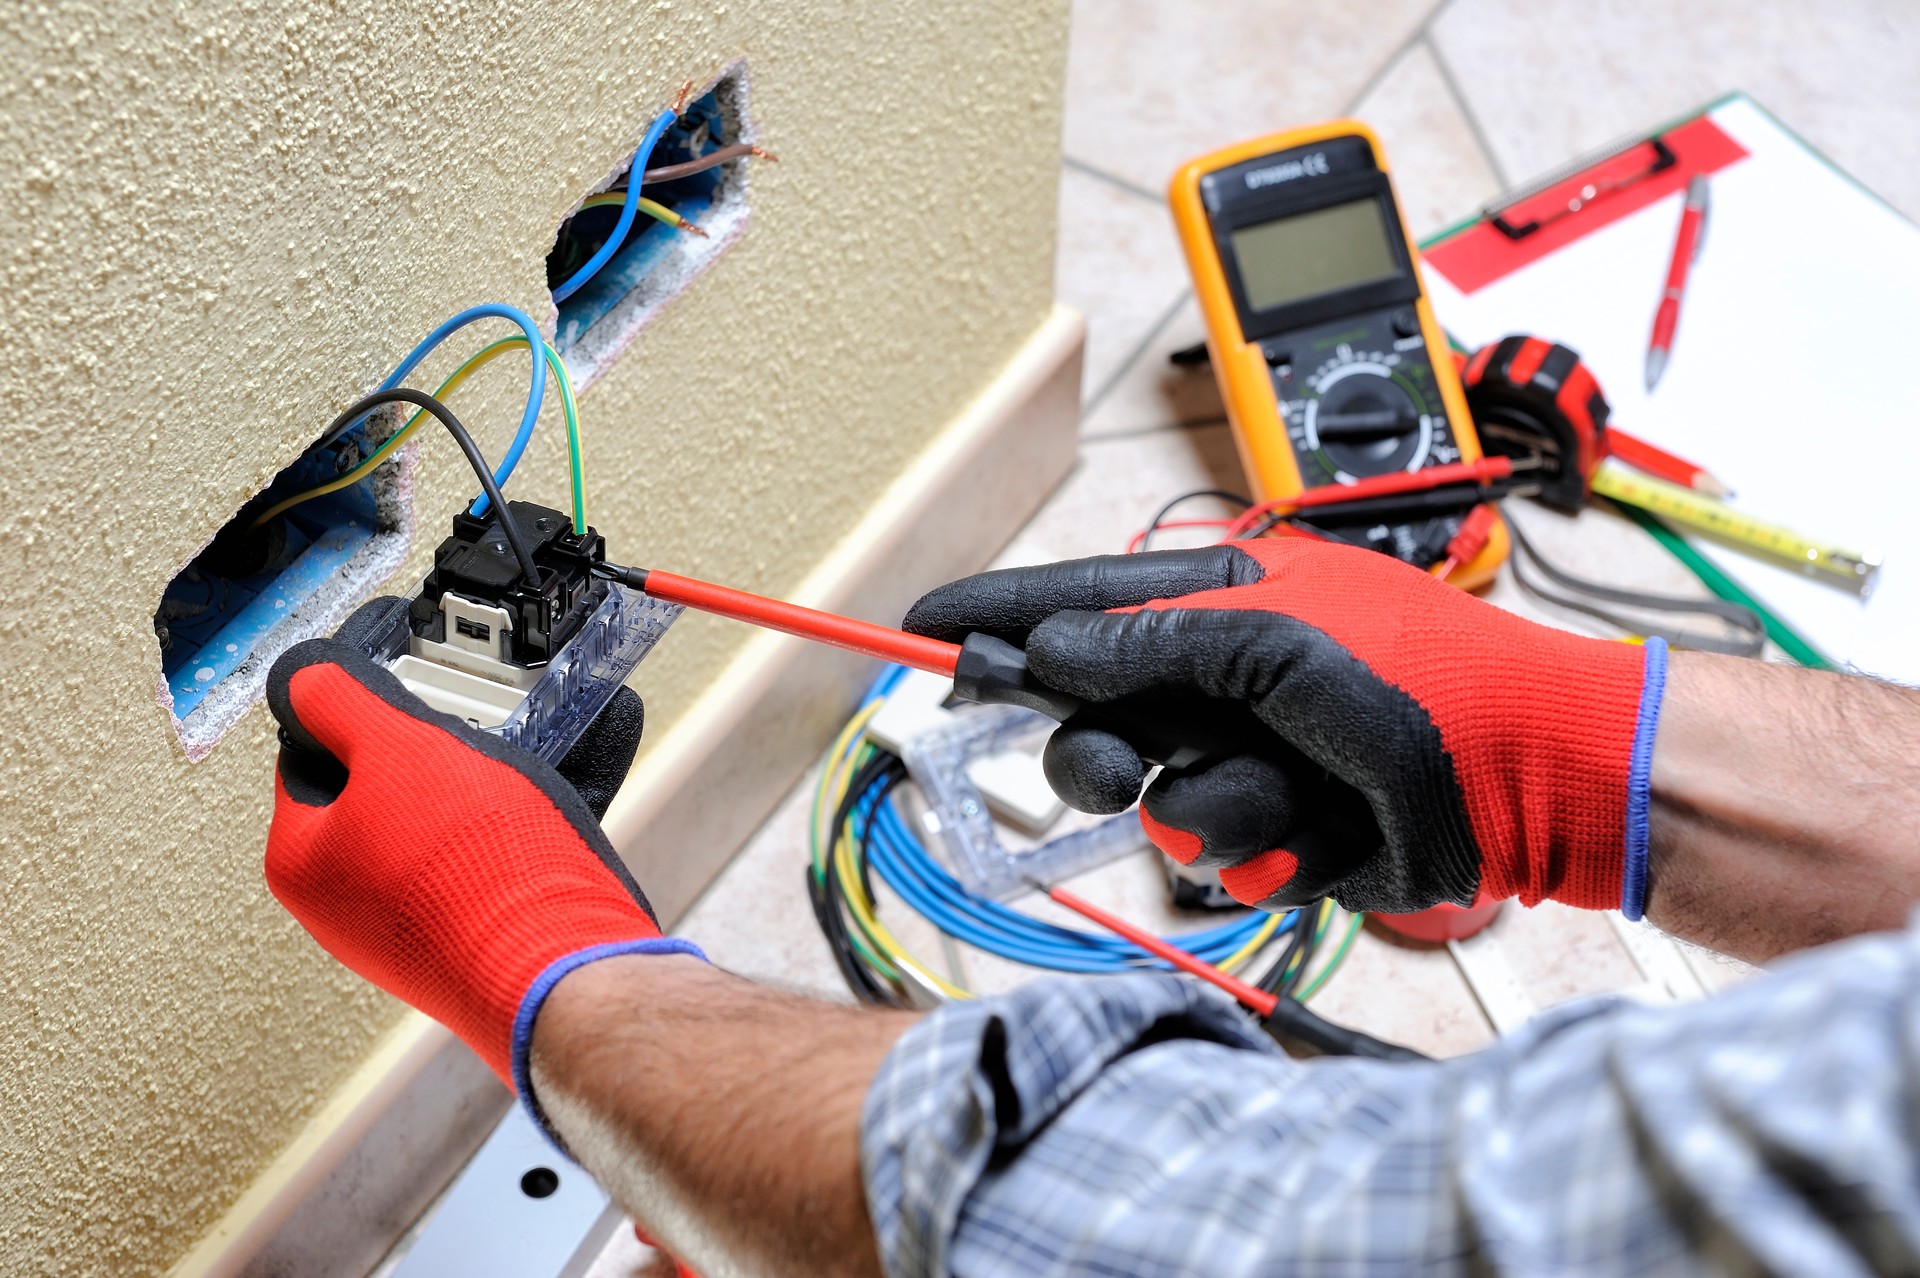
810;668;1316;1001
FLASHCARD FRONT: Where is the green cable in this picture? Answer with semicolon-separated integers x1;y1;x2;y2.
548;346;587;534
1609;499;1833;670
1296;912;1363;1002
810;742;903;981
253;338;587;535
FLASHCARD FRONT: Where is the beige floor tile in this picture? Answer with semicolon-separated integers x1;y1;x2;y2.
999;418;1247;564
1314;925;1496;1058
1062;0;1440;194
1078;297;1225;440
1431;0;1920;218
1488;899;1643;1010
1055;167;1193;400
1351;39;1505;240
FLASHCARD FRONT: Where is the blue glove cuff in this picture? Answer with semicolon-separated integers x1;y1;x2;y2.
1620;637;1669;921
511;937;708;1147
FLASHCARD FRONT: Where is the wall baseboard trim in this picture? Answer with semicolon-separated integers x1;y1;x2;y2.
167;304;1084;1277
168;1015;506;1278
609;302;1084;924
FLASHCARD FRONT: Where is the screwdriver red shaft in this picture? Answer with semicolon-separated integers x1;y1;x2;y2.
630;568;964;678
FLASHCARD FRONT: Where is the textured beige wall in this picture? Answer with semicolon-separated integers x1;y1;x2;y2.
0;3;1067;1272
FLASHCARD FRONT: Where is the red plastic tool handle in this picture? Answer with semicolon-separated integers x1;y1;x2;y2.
637;569;963;677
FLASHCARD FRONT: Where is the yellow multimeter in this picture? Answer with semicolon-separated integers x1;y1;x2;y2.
1169;120;1507;588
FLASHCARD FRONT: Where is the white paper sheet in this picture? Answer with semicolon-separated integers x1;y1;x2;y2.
1426;96;1920;682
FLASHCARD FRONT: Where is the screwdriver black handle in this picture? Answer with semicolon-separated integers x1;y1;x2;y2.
950;632;1271;772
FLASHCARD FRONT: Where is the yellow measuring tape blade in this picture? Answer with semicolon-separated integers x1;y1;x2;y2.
1591;460;1880;598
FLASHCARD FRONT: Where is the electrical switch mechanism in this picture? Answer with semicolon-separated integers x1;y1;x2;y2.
356;500;680;767
1169;120;1508;588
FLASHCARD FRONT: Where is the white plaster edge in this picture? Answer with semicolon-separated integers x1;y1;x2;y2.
560;58;759;394
162;304;1083;1276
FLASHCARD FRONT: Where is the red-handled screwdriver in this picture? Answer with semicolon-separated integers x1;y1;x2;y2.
597;564;1272;771
623;566;965;677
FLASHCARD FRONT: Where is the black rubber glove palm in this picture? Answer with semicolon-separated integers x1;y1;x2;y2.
903;542;1657;916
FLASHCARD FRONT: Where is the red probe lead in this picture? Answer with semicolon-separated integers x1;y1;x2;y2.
1033;878;1279;1016
611;566;964;678
1225;456;1517;539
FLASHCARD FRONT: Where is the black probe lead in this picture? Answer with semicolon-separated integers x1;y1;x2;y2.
311;389;543;585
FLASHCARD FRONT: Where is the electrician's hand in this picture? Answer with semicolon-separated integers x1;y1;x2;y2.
904;540;1666;916
262;597;701;1094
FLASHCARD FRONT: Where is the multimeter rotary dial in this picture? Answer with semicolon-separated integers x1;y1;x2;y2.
1283;345;1460;487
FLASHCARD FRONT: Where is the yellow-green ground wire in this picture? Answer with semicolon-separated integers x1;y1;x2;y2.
252;337;585;535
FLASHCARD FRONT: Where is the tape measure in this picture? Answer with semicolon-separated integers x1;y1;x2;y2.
1460;335;1608;513
1463;333;1881;600
1168;120;1507;589
1590;461;1881;598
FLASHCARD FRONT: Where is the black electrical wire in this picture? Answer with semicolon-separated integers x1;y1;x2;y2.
817;753;914;1007
1257;900;1317;997
1138;489;1253;552
1501;503;1765;656
1261;996;1430;1062
311;389;543;585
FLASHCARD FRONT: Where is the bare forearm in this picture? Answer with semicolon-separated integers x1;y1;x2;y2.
529;955;918;1278
1648;651;1920;961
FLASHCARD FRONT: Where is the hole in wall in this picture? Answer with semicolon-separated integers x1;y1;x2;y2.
550;63;756;387
155;409;414;760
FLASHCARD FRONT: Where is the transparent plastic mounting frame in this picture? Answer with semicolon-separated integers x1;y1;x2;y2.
900;704;1149;901
362;582;681;767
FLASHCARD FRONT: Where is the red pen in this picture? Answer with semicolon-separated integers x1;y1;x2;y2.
1645;174;1710;391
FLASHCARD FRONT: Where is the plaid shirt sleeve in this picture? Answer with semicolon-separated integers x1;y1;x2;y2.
861;921;1920;1277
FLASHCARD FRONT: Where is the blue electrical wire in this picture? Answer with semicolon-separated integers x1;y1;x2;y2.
840;668;1288;975
375;303;548;518
552;108;681;304
866;804;1285;971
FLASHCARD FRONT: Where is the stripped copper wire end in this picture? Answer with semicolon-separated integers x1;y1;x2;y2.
748;144;779;163
671;79;695;114
677;218;710;239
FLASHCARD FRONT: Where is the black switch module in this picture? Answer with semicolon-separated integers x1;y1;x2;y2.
408;501;609;667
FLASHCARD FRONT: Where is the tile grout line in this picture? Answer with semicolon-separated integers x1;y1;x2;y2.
1339;0;1454;115
1423;29;1514;189
1081;416;1229;446
1062;155;1164;205
1080;288;1192;420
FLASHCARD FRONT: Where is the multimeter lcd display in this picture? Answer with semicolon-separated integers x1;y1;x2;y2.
1230;198;1399;312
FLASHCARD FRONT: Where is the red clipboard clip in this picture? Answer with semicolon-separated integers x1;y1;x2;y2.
1485;133;1678;241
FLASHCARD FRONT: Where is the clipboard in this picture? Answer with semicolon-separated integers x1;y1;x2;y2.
1419;93;1920;684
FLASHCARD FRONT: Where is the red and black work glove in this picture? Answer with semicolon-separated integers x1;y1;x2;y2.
904;540;1666;918
263;597;702;1105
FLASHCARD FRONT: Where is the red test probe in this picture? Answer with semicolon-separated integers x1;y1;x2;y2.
1031;878;1426;1062
1225;456;1522;539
